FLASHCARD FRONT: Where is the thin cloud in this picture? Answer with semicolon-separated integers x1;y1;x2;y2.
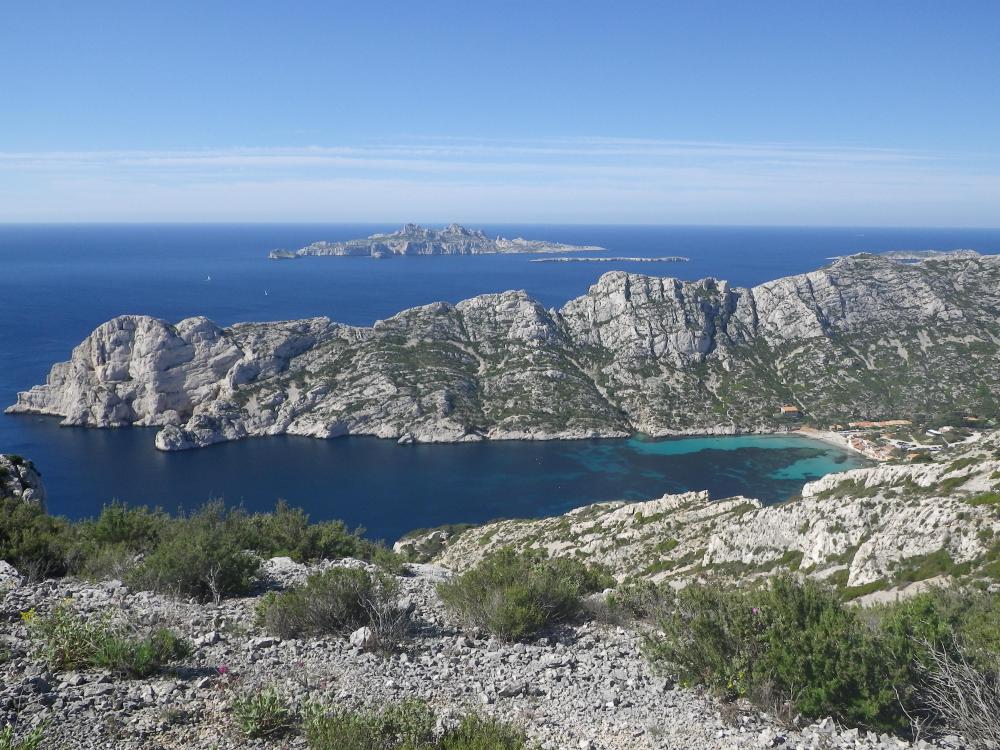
0;137;997;224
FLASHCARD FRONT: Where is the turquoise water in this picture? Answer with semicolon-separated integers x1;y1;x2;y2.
8;416;866;542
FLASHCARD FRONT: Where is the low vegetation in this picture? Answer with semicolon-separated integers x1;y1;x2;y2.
642;576;1000;734
257;566;406;650
437;548;611;641
231;687;294;739
0;498;400;601
0;723;46;750
303;699;531;750
23;604;191;678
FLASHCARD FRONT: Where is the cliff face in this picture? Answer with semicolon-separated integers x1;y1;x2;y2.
421;431;1000;593
8;253;1000;450
268;223;605;258
0;454;46;509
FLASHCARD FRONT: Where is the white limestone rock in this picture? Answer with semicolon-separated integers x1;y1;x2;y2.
9;253;1000;451
0;454;47;510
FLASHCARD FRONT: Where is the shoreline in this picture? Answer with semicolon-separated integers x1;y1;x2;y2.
793;426;871;458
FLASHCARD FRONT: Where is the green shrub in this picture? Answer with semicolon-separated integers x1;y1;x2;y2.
604;579;671;623
303;699;436;750
303;700;530;750
231;686;293;738
1;499;401;593
125;502;260;602
0;722;46;750
76;501;168;549
0;498;74;579
437;549;611;641
257;566;397;639
241;501;398;568
24;604;190;676
647;578;1000;733
644;576;960;732
93;628;192;678
439;714;529;750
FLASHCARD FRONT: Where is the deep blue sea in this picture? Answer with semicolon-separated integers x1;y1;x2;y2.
3;224;998;540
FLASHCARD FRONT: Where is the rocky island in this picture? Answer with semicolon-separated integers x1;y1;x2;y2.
268;223;605;259
9;251;999;451
529;256;689;263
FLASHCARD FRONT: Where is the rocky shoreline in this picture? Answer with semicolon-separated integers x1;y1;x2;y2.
9;252;998;452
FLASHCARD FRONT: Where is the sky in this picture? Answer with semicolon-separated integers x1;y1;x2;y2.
2;1;999;225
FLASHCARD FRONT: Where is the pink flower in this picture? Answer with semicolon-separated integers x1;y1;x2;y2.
751;607;760;614
217;664;230;675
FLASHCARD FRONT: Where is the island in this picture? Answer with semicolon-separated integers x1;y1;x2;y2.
9;251;998;450
268;223;606;259
530;256;689;263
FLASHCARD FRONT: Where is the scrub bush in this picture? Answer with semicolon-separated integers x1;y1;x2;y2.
257;566;401;641
437;548;612;641
24;604;190;677
303;700;530;750
644;576;1000;733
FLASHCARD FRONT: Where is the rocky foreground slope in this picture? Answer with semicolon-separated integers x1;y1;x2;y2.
414;431;1000;596
0;559;967;750
2;440;997;748
268;223;605;259
9;252;999;451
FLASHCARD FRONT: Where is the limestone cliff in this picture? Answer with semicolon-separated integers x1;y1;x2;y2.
8;252;1000;450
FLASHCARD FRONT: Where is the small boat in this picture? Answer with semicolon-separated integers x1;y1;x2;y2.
264;290;269;296
206;275;212;282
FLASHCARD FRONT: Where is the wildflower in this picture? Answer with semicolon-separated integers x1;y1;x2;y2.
751;607;760;615
217;664;230;675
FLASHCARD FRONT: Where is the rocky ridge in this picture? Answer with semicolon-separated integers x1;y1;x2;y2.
0;454;46;510
8;252;1000;451
268;223;605;259
417;431;1000;594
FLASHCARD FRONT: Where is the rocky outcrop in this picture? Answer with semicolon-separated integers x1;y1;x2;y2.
9;252;1000;450
0;454;46;509
268;223;605;259
429;432;1000;592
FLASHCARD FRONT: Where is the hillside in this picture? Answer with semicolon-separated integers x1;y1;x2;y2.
9;252;999;450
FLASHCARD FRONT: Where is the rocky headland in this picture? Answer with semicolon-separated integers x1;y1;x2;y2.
9;252;999;452
267;224;605;259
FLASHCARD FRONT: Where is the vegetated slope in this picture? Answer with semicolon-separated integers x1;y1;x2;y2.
421;430;1000;597
9;252;1000;450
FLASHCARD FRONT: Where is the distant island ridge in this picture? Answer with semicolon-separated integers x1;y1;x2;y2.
530;256;689;263
268;223;605;259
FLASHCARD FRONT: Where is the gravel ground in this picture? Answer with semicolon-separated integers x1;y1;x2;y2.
0;559;968;750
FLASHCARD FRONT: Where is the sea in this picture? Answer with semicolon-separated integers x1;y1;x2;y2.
3;224;998;541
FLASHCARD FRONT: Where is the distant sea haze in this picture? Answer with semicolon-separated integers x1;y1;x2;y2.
2;224;997;538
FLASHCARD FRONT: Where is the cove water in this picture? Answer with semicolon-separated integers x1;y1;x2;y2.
3;224;997;540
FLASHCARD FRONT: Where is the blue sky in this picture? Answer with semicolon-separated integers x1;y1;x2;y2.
2;1;999;225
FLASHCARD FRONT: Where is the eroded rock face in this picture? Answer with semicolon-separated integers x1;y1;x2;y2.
8;253;1000;450
0;454;46;509
429;432;1000;593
